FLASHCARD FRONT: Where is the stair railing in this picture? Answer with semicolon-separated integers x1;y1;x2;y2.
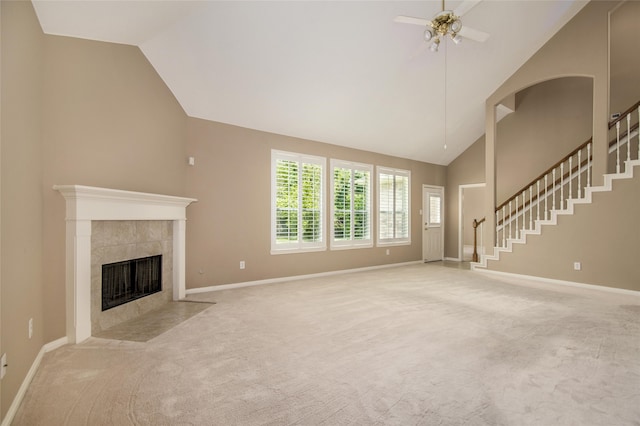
495;139;592;248
608;101;640;174
494;100;640;250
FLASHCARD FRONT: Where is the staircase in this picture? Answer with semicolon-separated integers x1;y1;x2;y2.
472;102;640;275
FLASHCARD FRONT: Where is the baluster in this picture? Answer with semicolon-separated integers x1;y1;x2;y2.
514;195;518;239
480;222;483;257
560;162;564;209
495;211;499;249
502;206;506;247
536;180;540;222
616;121;621;173
508;201;512;241
552;169;556;211
529;187;533;229
520;190;527;238
569;155;573;202
587;142;591;188
544;174;549;220
578;149;582;198
627;114;632;167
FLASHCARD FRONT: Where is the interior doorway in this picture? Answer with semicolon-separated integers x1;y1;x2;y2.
459;184;486;261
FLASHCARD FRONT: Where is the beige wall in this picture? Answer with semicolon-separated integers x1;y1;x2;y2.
185;118;446;288
41;35;188;342
610;0;640;114
485;170;640;291
0;0;45;419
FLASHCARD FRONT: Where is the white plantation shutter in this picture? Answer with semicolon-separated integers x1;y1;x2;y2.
377;167;411;245
271;150;325;254
330;160;372;249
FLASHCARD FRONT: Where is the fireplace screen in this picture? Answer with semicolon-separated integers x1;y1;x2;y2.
102;255;162;311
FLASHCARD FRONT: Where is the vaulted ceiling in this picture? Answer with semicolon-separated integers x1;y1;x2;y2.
32;0;588;165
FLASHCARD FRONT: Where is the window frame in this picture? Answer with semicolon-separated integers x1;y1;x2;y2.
376;166;411;247
330;159;373;250
271;150;326;255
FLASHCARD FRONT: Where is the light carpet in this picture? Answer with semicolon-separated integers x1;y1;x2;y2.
13;263;640;425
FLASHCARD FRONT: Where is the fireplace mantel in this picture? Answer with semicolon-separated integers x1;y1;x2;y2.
54;185;197;344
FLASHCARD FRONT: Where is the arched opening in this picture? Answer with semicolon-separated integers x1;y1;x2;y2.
495;77;594;207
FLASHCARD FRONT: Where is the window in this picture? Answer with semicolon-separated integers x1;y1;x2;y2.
330;160;373;249
429;193;442;226
271;150;325;253
377;167;410;245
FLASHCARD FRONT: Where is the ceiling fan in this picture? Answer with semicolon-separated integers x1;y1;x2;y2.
394;0;489;52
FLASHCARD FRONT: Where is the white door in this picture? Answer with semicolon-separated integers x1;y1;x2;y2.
423;186;444;262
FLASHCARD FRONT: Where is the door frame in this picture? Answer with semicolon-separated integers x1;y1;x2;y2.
422;184;445;262
458;183;486;261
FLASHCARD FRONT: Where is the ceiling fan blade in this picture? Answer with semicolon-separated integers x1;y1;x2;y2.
458;25;490;43
394;15;432;27
453;0;483;18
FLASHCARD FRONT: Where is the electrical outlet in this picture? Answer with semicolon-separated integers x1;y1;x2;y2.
29;318;33;339
240;261;245;270
1;353;7;380
573;262;581;271
386;249;390;255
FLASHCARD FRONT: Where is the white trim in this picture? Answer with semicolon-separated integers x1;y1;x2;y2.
186;261;423;294
458;183;486;261
53;185;197;344
444;257;461;262
474;268;640;297
1;337;69;426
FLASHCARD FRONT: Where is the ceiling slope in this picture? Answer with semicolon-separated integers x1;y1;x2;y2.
32;0;588;165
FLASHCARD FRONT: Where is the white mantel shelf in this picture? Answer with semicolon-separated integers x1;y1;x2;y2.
53;184;196;221
54;185;197;344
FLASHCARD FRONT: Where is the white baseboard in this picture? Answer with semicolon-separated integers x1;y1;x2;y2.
474;268;640;297
186;261;423;294
1;337;68;426
43;337;68;352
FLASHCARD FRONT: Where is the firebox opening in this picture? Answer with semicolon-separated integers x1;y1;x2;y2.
102;255;162;311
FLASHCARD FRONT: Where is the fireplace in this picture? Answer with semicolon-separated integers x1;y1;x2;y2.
91;220;173;334
102;255;163;311
54;185;197;344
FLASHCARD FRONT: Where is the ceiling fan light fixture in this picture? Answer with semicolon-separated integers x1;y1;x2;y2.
450;18;462;33
424;28;434;42
430;39;440;52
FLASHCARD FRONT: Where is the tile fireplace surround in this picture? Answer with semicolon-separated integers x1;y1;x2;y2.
54;185;197;344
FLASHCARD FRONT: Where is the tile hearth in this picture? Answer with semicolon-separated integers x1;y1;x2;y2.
94;301;215;342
